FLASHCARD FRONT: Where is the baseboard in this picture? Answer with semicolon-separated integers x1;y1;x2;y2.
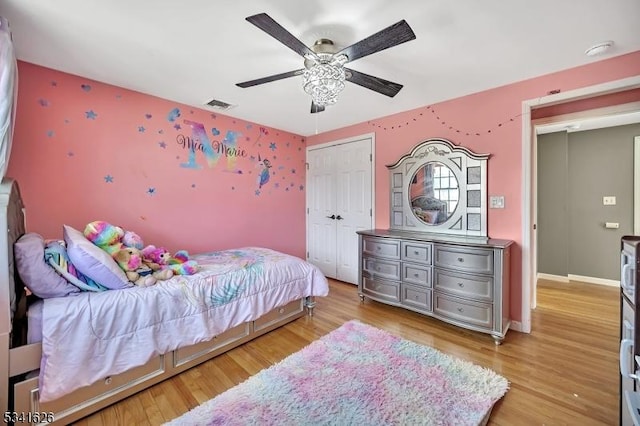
537;272;619;287
537;273;569;283
567;274;620;287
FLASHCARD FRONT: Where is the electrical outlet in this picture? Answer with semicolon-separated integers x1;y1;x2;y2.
490;196;505;209
603;196;616;206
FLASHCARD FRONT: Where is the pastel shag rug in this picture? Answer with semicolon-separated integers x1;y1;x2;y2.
166;320;509;426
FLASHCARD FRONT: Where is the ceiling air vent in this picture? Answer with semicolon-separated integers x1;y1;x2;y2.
204;98;236;110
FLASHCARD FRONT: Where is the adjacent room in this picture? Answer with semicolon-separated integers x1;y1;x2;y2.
1;1;639;424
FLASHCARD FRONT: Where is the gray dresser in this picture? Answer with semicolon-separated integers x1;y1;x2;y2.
357;229;513;344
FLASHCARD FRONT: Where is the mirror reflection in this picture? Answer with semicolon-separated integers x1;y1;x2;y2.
410;162;459;225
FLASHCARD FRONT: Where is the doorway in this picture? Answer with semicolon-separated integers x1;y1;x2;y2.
306;133;374;284
520;75;640;333
535;119;640;290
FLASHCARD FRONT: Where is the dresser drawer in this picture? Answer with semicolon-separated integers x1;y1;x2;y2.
363;256;401;280
401;284;432;312
362;276;400;303
434;245;494;275
401;241;432;265
434;269;493;301
362;236;401;259
402;263;432;287
433;293;493;329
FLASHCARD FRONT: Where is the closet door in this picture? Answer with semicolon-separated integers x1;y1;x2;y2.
307;147;338;278
307;137;372;284
335;139;372;284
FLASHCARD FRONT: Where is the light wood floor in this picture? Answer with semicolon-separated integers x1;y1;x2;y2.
75;278;620;425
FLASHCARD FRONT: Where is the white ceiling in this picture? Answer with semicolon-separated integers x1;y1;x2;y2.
1;0;639;137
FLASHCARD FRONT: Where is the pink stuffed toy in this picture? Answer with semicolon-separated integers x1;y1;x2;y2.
142;245;198;275
141;245;172;271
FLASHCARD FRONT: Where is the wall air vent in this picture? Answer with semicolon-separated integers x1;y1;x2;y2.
204;98;236;110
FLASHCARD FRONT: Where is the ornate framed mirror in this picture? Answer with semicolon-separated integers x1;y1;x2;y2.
387;138;490;238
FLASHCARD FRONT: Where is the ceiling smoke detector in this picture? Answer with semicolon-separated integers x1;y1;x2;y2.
585;41;614;57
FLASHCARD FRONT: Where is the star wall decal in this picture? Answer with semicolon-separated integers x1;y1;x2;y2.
104;175;114;183
85;110;97;119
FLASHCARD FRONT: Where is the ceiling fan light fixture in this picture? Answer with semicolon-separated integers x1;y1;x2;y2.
302;61;346;106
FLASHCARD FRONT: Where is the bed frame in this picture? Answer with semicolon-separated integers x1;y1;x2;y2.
0;178;317;425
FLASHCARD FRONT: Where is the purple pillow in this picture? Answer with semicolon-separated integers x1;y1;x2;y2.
63;225;132;290
15;233;80;298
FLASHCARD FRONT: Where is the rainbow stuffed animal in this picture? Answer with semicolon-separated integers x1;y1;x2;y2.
84;221;125;255
84;220;145;255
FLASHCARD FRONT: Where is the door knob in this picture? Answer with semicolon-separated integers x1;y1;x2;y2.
326;215;336;219
336;215;343;220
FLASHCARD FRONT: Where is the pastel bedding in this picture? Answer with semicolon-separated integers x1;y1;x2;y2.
37;247;329;403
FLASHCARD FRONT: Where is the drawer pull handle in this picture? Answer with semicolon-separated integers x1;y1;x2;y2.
376;246;381;250
414;251;420;255
376;266;381;271
414;295;419;300
457;307;464;313
457;257;464;262
457;282;464;287
105;376;112;385
279;308;285;314
414;273;420;278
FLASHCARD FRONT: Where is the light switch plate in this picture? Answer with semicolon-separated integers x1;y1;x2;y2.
603;196;616;205
490;196;505;209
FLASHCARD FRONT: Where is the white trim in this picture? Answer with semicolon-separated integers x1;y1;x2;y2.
537;273;570;283
535;102;640;134
510;321;523;332
521;75;640;335
567;274;620;287
635;136;640;235
306;132;376;152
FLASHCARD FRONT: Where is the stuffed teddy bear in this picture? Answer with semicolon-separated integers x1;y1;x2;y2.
141;245;172;271
113;247;173;287
142;245;199;276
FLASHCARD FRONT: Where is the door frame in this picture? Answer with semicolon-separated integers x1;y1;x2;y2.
520;75;640;333
305;132;376;261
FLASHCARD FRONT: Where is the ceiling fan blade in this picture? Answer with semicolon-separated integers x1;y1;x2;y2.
345;68;403;97
310;102;325;114
337;20;416;63
236;69;305;88
246;13;318;59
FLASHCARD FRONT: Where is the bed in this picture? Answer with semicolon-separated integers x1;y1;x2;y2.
410;195;448;224
0;178;329;424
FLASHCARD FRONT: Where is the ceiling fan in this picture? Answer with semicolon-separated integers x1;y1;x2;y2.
236;13;416;113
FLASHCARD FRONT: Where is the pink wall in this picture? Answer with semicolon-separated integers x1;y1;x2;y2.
307;50;640;322
8;62;308;257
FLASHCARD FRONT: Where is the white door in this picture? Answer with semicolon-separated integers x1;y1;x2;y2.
307;137;373;284
307;147;337;278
